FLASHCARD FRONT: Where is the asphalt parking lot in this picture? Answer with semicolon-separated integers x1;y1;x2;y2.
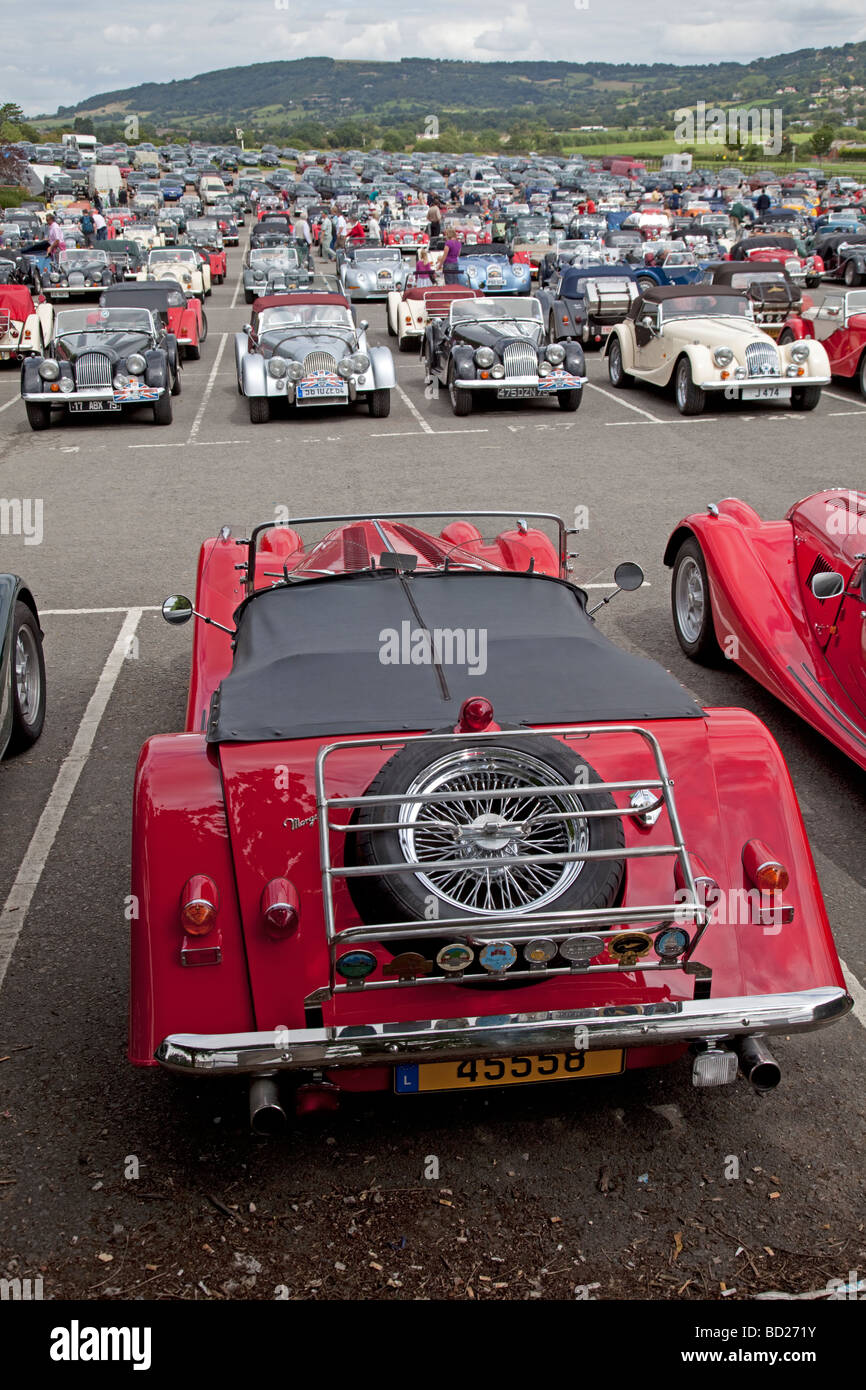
1;235;864;1303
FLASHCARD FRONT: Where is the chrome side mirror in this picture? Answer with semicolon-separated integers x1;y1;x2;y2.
162;594;193;625
811;571;845;600
359;318;369;332
640;315;656;330
614;561;645;591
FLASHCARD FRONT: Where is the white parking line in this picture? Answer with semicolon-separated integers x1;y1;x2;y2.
188;333;228;443
840;960;866;1029
585;382;664;423
823;389;862;406
0;395;20;414
395;385;435;434
0;607;143;995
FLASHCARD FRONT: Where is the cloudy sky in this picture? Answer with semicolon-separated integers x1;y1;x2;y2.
4;1;866;115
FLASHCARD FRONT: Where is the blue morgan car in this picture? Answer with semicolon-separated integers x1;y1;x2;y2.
456;243;531;295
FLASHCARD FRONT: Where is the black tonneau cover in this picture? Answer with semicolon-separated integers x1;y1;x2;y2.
209;570;701;743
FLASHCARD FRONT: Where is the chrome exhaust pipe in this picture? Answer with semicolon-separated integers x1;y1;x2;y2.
736;1036;781;1093
249;1076;287;1135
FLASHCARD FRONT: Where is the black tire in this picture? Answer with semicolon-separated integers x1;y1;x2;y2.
199;313;208;344
844;260;860;287
670;536;722;665
607;336;631;388
367;388;391;417
448;360;473;416
398;334;415;353
791;384;821;411
249;395;270;423
25;401;51;431
557;389;582;411
386;310;396;337
171;366;181;396
152;391;173;425
548;315;559;343
349;734;625;937
777;328;794;346
244;290;255;304
674;356;705;416
8;602;46;752
859;352;866;401
636;274;656;294
185;340;201;361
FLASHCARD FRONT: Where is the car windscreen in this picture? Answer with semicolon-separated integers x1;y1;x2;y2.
662;293;751;319
58;249;109;265
845;290;866;316
259;305;353;329
353;248;401;263
208;571;701;743
251;248;300;265
54;308;153;335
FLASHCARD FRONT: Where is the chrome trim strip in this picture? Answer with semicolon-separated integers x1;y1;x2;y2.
697;376;830;391
155;986;852;1075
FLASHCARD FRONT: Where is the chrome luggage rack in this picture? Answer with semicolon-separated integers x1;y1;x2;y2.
306;723;712;1009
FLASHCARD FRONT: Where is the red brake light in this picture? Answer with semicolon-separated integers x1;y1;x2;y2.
180;874;219;936
458;696;494;732
261;878;300;937
743;840;789;893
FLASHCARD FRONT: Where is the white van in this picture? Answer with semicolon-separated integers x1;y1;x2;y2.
89;164;122;201
199;175;228;206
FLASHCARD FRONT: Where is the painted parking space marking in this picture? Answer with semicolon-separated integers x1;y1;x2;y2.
585;381;665;423
395;384;435;434
188;332;229;443
0;607;143;994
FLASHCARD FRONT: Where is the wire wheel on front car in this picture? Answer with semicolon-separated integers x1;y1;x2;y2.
674;356;705;416
448;361;473;416
9;602;46;751
608;337;631;388
671;537;721;664
349;736;625;931
844;260;861;287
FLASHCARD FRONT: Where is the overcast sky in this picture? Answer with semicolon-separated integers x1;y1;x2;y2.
5;1;866;116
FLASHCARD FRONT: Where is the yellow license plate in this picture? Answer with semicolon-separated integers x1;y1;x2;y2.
394;1050;624;1094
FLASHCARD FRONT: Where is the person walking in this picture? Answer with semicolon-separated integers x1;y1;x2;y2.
80;208;95;247
45;213;66;262
442;232;462;284
754;187;771;219
319;211;333;260
93;208;107;241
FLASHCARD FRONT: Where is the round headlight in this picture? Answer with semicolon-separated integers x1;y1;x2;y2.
474;347;495;368
59;377;74;393
546;344;566;365
49;273;60;283
268;357;287;378
38;359;60;381
790;342;810;363
126;354;146;375
337;360;353;379
538;363;551;377
254;269;265;279
491;363;505;379
786;364;799;377
712;347;734;367
287;361;304;381
113;374;131;389
734;366;747;380
84;276;93;287
350;353;370;374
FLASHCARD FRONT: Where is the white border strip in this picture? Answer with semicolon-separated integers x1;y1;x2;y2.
0;607;143;994
395;385;435;434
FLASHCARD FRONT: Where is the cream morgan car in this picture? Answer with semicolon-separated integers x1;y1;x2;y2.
605;284;831;415
142;248;211;301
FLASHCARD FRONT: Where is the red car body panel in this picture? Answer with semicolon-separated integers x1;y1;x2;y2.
167;295;204;349
665;492;866;770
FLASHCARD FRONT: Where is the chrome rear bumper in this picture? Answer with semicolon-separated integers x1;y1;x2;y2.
155;985;851;1076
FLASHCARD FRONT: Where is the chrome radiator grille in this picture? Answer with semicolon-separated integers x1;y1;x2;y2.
502;341;538;375
74;352;113;388
745;341;779;377
304;351;337;375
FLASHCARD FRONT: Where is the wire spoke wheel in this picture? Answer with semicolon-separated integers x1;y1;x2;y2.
15;624;41;725
398;748;589;916
674;555;705;645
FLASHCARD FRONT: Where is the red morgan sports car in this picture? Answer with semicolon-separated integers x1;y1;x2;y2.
384;222;430;253
101;279;207;361
667;491;866;770
132;510;851;1130
779;286;866;397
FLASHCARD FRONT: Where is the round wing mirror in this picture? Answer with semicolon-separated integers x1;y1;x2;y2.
359;318;370;332
811;571;845;601
640;315;655;329
614;561;645;592
162;594;194;625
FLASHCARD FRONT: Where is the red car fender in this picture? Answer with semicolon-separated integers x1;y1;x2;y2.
185;535;243;731
781;314;816;341
129;735;255;1066
665;503;866;771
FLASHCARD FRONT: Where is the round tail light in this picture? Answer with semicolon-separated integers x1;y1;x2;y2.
261;878;300;937
180;874;219;936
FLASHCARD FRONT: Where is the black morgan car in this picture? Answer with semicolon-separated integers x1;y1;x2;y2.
21;304;177;431
535;264;639;348
812;231;866;286
424;296;586;416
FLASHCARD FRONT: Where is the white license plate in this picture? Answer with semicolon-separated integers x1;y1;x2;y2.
497;386;538;399
69;400;121;412
741;385;791;400
51;290;69;299
297;384;347;400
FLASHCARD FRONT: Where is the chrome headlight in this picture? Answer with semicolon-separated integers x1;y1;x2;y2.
538;363;551;376
337;360;353;379
734;366;747;380
267;357;288;378
286;361;304;381
113;374;132;389
546;344;565;365
126;354;146;375
491;363;505;379
38;359;60;381
474;347;495;368
167;291;184;307
48;273;60;283
712;347;734;368
790;342;810;363
254;269;265;279
84;276;93;287
59;377;74;393
350;353;370;374
786;365;799;377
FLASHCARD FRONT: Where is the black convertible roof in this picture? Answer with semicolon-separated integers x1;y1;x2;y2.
459;242;507;256
208;570;701;743
100;279;183;306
